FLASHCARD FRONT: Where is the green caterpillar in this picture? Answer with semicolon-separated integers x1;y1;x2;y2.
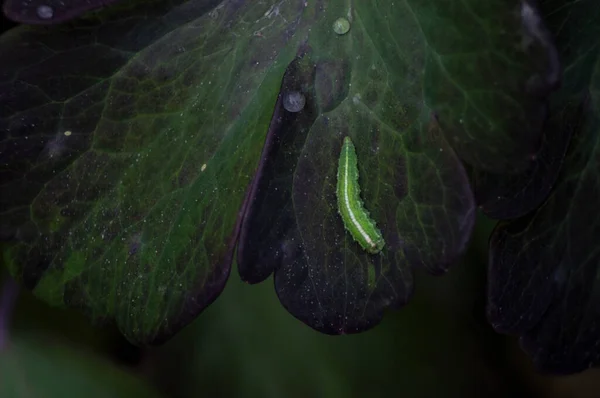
336;136;385;254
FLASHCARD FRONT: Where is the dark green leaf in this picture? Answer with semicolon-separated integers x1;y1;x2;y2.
419;0;559;173
472;99;581;220
488;0;600;373
0;0;557;342
0;0;295;344
238;0;551;334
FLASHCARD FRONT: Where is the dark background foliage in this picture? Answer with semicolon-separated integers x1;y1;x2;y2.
3;219;600;397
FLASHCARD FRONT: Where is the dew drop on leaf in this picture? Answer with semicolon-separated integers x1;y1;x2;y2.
283;91;306;113
332;18;350;35
36;5;54;20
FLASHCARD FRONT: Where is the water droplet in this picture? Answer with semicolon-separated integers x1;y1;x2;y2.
333;18;350;35
283;91;306;113
36;5;54;20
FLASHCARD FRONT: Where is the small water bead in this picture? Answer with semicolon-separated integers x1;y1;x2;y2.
283;91;306;113
333;18;350;35
36;5;54;20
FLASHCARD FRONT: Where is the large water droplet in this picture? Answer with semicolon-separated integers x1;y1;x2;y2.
283;91;306;113
36;5;54;20
333;18;350;35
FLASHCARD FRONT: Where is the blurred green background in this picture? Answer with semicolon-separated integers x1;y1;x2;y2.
2;215;600;398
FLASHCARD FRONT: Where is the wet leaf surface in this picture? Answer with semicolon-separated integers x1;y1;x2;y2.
472;100;582;220
0;0;557;342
